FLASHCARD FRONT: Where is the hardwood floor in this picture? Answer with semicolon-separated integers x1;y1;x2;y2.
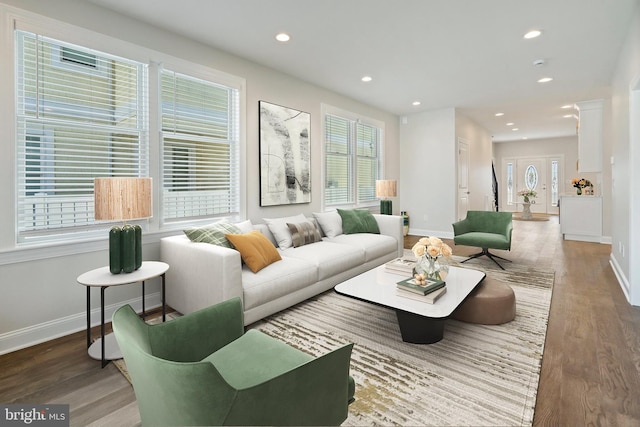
1;215;639;426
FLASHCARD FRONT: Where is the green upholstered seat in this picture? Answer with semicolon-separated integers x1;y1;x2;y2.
112;298;354;426
452;210;513;269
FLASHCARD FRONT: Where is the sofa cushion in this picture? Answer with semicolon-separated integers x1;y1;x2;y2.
183;221;241;248
264;214;308;250
337;209;380;234
280;241;365;280
326;233;398;262
287;221;322;248
242;257;318;310
226;231;282;273
313;211;342;238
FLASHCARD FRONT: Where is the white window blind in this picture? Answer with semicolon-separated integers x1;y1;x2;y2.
324;113;382;207
15;30;148;242
161;70;240;222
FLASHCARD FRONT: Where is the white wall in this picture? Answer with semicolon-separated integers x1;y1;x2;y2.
455;112;493;212
399;108;492;238
0;0;400;353
399;109;456;237
610;2;640;305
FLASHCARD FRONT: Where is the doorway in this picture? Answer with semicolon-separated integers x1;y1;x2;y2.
503;156;562;214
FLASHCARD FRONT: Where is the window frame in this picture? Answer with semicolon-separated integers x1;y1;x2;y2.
4;10;246;259
321;104;384;210
15;29;150;245
159;66;242;225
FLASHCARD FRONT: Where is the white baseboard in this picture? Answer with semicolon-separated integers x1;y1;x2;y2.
609;254;631;303
0;292;162;356
409;228;454;239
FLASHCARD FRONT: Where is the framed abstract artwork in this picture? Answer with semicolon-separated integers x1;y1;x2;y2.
259;101;311;206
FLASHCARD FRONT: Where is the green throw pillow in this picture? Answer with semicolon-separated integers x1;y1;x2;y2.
337;209;380;234
183;221;242;248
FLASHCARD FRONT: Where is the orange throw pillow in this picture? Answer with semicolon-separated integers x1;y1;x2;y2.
225;230;282;273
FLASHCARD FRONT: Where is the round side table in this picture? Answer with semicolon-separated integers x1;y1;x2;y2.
78;261;169;368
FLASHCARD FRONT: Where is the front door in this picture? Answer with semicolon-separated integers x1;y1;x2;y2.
516;158;547;213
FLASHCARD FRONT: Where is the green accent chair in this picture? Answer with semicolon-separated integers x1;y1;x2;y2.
112;297;355;426
452;210;513;270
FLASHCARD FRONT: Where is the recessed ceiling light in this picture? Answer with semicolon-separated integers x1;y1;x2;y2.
412;101;421;106
537;77;553;83
506;122;514;126
563;114;574;118
522;137;528;140
512;128;519;131
361;76;372;82
561;104;573;109
275;33;291;42
524;30;542;39
495;112;504;117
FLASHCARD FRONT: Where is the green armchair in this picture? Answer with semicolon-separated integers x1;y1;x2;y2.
112;297;355;426
452;210;513;270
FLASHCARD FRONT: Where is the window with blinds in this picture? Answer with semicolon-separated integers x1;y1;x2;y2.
15;30;148;242
324;113;382;207
161;70;240;222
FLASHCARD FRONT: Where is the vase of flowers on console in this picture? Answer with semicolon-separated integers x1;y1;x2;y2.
571;178;592;195
411;236;453;281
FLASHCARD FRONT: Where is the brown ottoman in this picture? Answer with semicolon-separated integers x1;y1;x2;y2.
451;277;516;325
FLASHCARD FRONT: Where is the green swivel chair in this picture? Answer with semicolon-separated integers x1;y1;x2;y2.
452;210;513;270
112;297;355;426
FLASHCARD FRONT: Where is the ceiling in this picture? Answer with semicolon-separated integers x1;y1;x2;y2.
88;0;638;142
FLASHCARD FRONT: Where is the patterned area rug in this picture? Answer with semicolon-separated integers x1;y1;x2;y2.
250;255;554;426
115;256;554;426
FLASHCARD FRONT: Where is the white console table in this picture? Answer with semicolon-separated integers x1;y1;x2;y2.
559;195;602;242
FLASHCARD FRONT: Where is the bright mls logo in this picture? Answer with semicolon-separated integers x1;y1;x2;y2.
1;405;69;426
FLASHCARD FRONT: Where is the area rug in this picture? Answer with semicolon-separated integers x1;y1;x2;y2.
250;256;554;426
513;215;550;222
115;257;554;426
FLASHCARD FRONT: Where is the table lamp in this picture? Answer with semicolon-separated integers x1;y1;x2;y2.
376;180;397;215
94;177;152;274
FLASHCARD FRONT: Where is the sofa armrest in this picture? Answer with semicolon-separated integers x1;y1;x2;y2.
161;235;243;315
373;214;404;258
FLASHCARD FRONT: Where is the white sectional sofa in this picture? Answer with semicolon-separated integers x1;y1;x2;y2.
161;213;403;325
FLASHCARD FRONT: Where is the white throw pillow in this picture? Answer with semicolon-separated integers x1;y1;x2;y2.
263;214;307;250
235;219;254;233
313;211;343;238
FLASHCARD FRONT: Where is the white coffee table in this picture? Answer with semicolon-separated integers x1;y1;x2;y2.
334;264;485;344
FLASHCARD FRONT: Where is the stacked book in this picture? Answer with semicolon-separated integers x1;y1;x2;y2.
396;277;447;304
384;257;416;275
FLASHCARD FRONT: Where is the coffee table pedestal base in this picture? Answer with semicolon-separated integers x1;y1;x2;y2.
396;310;445;344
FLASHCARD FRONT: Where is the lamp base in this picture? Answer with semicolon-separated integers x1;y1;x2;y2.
108;225;142;274
380;199;392;215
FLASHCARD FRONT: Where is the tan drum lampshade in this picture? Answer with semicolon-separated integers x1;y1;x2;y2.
94;177;152;222
376;180;397;215
375;180;397;199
